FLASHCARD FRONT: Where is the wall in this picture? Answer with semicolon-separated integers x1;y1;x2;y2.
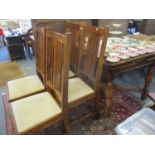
144;20;155;35
0;19;32;32
31;19;91;31
99;19;128;37
0;19;19;30
18;19;32;33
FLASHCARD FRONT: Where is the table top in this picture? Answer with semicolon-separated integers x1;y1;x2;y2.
105;52;155;67
104;34;155;69
4;29;24;37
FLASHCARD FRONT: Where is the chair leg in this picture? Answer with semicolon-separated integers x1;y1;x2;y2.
141;66;154;100
63;111;71;134
94;93;101;119
26;44;32;59
31;42;35;56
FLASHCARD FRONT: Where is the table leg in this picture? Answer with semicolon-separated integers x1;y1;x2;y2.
141;65;154;100
104;72;113;117
27;45;32;59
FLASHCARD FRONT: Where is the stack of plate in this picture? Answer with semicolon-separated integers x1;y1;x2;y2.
105;37;155;63
106;50;130;63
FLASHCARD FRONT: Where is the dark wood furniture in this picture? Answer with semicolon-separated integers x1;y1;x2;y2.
92;19;99;27
148;66;155;108
23;28;35;59
103;52;155;117
5;35;25;61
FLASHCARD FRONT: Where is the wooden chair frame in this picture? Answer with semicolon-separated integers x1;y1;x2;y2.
68;24;108;126
7;26;46;102
64;21;81;77
45;29;72;132
23;28;35;59
3;29;72;134
34;26;47;84
4;23;108;134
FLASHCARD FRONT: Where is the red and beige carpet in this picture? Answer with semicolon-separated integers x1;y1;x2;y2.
70;88;143;135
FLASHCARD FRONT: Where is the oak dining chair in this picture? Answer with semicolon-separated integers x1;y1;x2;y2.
23;28;35;59
3;29;72;134
7;26;46;102
65;24;108;127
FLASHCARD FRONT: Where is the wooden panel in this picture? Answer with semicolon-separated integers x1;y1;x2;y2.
45;29;71;108
99;19;128;36
5;36;25;60
34;26;46;83
79;24;108;90
145;24;155;35
146;19;155;25
65;22;81;74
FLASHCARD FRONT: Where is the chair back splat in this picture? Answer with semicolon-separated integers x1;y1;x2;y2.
34;26;46;84
23;28;35;58
78;24;108;90
45;29;72;110
64;22;81;75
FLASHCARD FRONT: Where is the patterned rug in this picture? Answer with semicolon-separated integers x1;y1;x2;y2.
4;88;143;135
0;61;24;87
70;88;143;135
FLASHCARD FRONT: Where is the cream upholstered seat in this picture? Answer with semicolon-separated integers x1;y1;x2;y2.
10;78;94;134
68;78;94;103
8;71;74;101
69;70;75;78
11;92;61;134
8;75;45;100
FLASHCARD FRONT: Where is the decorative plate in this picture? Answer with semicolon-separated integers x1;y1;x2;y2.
146;45;155;53
118;51;130;59
113;24;121;27
109;31;123;35
108;37;123;43
127;48;139;57
106;53;120;63
136;46;147;55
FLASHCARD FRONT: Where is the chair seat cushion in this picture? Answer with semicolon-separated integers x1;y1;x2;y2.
8;75;45;100
69;70;75;78
68;78;94;103
11;92;61;134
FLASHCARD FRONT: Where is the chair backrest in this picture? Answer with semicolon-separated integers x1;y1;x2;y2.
23;28;34;43
45;29;71;109
78;24;108;91
64;21;81;75
27;28;34;35
34;26;46;83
